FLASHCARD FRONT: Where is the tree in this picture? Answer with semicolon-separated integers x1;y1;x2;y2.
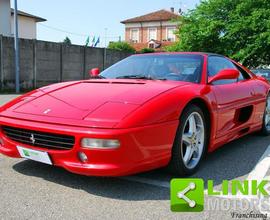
108;42;136;53
167;0;270;67
63;37;72;45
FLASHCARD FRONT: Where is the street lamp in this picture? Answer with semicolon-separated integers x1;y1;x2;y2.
14;0;20;93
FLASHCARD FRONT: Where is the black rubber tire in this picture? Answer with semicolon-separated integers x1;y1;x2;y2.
168;104;208;176
261;94;270;136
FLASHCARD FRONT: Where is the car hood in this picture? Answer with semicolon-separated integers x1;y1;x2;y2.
4;80;188;128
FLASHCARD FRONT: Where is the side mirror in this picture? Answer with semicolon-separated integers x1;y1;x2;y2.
208;69;239;84
89;68;100;77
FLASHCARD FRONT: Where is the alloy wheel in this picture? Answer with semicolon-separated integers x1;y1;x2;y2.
181;112;205;169
265;96;270;131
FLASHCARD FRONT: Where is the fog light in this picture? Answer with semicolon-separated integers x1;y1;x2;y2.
78;152;88;163
81;138;120;149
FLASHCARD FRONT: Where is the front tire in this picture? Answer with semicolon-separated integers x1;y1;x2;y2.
169;104;207;176
261;94;270;135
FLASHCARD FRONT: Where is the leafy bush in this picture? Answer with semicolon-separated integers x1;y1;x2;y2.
108;42;136;53
140;48;155;53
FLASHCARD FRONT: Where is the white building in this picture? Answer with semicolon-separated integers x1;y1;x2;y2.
0;0;46;39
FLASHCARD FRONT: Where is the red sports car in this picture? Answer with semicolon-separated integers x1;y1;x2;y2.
0;52;269;176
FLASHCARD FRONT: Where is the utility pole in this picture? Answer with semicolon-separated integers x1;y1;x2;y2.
104;28;108;48
14;0;20;93
104;28;108;69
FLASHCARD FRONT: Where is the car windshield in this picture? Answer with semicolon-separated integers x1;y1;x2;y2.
100;54;204;83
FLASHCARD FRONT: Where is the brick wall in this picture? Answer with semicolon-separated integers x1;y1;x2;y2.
125;26;177;43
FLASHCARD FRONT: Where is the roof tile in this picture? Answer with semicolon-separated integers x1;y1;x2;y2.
121;9;180;24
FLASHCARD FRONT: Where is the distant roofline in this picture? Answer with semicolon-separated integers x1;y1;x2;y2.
121;9;180;24
11;9;46;22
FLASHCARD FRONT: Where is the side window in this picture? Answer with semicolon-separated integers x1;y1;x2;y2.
233;63;251;81
208;56;237;85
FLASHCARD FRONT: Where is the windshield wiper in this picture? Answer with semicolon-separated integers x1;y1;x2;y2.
155;77;167;80
116;75;154;80
91;75;106;79
116;75;166;80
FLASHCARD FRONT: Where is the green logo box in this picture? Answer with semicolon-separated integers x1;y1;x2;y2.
23;149;30;157
170;178;204;212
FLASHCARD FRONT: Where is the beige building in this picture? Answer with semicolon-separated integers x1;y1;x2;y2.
10;9;46;39
121;9;180;51
0;0;46;40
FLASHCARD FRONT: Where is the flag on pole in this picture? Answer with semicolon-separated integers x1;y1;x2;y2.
91;36;96;47
85;36;90;47
94;36;100;47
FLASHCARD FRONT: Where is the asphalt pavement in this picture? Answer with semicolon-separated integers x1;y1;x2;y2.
1;94;270;220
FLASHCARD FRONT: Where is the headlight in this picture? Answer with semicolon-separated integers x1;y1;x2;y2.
81;138;120;149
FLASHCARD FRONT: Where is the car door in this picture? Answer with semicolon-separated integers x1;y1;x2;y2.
208;56;257;138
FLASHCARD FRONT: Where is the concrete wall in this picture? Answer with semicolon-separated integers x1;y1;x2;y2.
0;36;132;91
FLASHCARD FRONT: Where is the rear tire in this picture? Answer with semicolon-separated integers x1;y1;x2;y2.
168;104;207;176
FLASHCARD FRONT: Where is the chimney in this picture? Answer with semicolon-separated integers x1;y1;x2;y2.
170;7;175;13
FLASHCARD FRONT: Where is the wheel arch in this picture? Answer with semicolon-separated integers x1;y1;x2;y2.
187;98;211;124
181;97;214;151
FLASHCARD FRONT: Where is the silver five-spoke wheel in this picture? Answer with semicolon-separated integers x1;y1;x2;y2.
169;104;207;175
181;112;205;169
265;96;270;131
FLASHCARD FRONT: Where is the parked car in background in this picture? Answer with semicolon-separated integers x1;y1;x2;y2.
251;69;270;81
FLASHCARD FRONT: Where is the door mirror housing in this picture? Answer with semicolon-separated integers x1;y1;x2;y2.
89;68;100;78
208;69;239;84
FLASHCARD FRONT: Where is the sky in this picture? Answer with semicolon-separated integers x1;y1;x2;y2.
11;0;201;47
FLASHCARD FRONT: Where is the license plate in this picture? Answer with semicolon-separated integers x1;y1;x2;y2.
17;146;52;165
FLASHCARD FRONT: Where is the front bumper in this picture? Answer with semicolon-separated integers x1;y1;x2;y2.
0;116;178;176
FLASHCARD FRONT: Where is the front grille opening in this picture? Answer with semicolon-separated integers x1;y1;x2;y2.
2;126;75;150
